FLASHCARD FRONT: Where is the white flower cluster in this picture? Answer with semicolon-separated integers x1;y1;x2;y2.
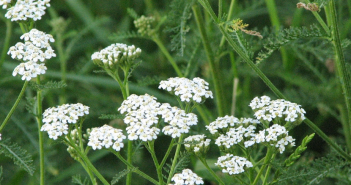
91;43;141;69
159;77;213;103
254;124;295;153
41;103;89;140
12;61;47;81
160;103;198;138
184;135;210;154
215;154;253;175
87;125;126;151
0;0;11;9
119;94;161;141
215;125;257;149
118;94;198;141
8;29;55;81
0;133;2;140
206;116;259;135
170;169;204;185
250;96;306;124
5;0;50;21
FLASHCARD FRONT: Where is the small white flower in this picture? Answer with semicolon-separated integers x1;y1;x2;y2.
159;77;213;103
88;125;126;151
41;103;89;140
215;154;253;175
250;96;306;126
169;169;204;185
8;29;55;64
184;135;210;155
5;0;51;21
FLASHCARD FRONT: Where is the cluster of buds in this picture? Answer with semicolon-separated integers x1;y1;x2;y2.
134;15;155;37
91;43;141;71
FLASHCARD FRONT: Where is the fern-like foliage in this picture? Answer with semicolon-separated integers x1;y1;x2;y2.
163;151;190;181
29;81;67;91
164;0;194;56
137;76;163;86
256;25;324;64
273;150;351;184
109;30;150;41
25;97;37;116
230;30;255;59
127;61;142;80
111;168;134;185
0;139;35;176
72;175;91;185
98;114;125;120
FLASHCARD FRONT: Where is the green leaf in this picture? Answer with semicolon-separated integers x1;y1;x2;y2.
72;175;91;185
0;139;35;176
111;168;134;185
98;114;125;120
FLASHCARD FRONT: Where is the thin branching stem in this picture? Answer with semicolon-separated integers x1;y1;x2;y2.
0;81;29;132
35;77;45;185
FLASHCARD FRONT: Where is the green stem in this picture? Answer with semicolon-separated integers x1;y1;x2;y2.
0;18;12;73
327;0;351;153
160;139;175;168
263;153;276;184
253;148;273;185
197;0;351;161
35;77;45;185
193;4;225;117
145;142;163;185
113;151;159;185
69;142;110;185
152;36;183;77
198;157;225;185
219;0;236;49
0;81;29;132
166;135;184;184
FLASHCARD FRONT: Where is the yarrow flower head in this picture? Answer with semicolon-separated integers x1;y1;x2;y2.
254;124;295;154
91;43;141;70
184;135;210;156
118;94;161;141
159;77;213;103
87;125;126;151
0;0;11;9
160;103;198;138
5;0;51;21
206;115;260;136
134;15;155;36
118;94;198;141
12;61;46;81
215;154;253;175
169;169;204;185
8;29;55;81
41;103;89;140
249;96;306;128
